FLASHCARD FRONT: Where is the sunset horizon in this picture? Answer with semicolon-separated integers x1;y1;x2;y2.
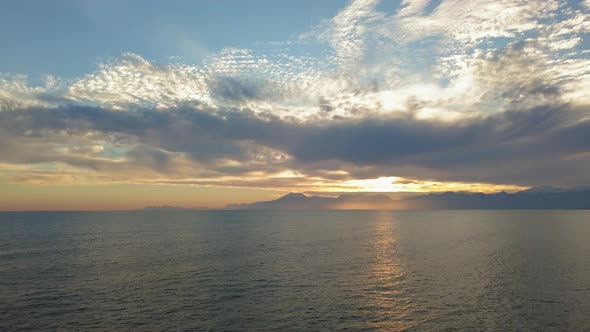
2;1;590;330
2;0;589;211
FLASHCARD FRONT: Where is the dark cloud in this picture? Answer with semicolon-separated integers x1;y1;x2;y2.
207;76;269;103
318;96;334;113
0;101;588;187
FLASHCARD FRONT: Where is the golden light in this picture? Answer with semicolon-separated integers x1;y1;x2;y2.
332;176;526;193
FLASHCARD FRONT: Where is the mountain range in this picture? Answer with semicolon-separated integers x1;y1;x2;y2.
224;187;590;210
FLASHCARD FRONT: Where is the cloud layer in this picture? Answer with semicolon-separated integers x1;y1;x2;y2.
1;0;589;192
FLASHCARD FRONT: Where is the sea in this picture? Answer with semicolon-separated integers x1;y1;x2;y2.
1;210;589;331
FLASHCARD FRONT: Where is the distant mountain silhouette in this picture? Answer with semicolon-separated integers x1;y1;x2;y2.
226;188;590;210
226;193;395;210
398;188;590;209
517;186;568;194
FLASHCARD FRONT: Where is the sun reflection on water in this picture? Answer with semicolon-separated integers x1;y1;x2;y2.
365;211;416;330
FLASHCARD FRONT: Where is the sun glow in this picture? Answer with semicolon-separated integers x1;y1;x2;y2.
334;176;526;193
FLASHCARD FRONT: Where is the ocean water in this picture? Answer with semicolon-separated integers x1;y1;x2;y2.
1;210;590;331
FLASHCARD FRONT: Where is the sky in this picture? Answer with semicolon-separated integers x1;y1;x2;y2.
1;0;589;210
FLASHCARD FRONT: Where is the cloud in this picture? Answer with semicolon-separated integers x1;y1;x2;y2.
322;0;384;71
66;53;212;109
0;100;588;188
396;0;558;45
1;0;589;191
